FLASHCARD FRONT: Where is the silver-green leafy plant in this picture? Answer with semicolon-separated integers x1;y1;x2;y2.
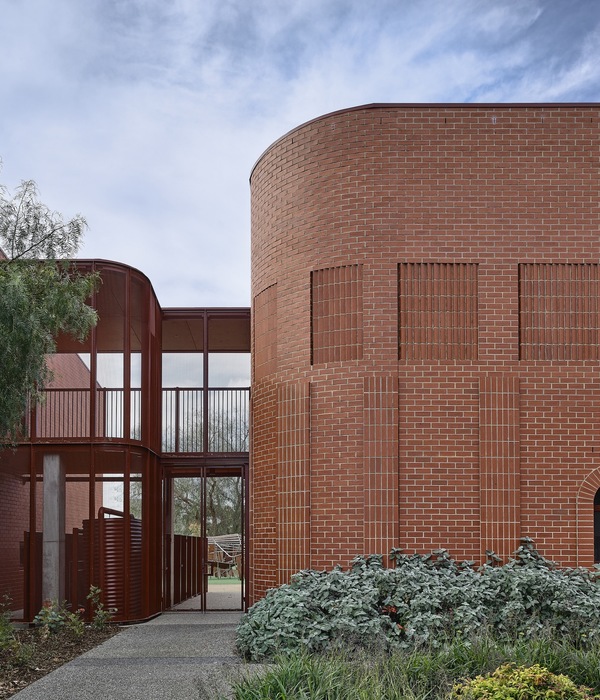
237;540;600;661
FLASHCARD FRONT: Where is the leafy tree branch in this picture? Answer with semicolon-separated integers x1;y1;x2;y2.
0;168;99;444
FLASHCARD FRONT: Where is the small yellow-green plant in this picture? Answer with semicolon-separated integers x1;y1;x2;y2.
0;595;36;666
451;664;598;700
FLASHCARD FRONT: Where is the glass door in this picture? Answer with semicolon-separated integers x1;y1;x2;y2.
163;467;245;611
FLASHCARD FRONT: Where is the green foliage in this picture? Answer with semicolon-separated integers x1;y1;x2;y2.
33;600;85;637
232;638;600;700
0;595;36;666
87;585;115;629
236;541;600;661
0;179;85;260
0;174;98;443
236;562;394;661
231;651;376;699
0;596;16;651
32;587;114;636
451;663;597;700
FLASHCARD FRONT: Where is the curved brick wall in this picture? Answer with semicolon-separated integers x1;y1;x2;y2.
249;103;600;602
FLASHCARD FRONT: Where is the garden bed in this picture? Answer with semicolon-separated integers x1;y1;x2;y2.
0;625;118;699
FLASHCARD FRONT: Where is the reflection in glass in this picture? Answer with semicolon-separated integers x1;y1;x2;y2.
209;353;250;388
162;353;203;388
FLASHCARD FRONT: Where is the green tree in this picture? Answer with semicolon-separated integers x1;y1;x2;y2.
0;176;99;443
129;474;242;537
168;476;242;537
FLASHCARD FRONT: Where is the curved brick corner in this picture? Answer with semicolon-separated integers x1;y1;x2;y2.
249;104;600;602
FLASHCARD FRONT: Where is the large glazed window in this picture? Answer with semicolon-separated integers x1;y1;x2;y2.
208;353;250;452
161;312;250;454
162;353;203;452
519;264;600;360
311;264;363;364
399;263;478;360
32;265;149;442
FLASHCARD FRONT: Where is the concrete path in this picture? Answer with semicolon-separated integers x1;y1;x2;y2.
13;611;260;700
172;584;243;611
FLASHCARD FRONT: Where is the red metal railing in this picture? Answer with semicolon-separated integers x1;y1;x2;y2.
161;387;249;453
27;388;142;440
25;387;249;454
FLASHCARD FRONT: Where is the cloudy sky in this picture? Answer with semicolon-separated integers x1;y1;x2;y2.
1;0;599;308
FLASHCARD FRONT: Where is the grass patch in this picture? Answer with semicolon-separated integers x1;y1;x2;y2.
208;576;242;585
231;636;600;699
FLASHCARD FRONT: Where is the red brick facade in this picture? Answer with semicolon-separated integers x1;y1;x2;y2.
249;104;600;602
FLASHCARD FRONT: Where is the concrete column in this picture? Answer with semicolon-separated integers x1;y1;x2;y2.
42;454;65;602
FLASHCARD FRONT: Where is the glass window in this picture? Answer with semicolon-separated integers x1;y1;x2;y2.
209;353;250;388
162;353;203;388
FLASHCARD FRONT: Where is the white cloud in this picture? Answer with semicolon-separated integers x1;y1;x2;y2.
1;0;600;307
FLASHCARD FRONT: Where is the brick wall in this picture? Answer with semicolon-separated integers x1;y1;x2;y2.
0;471;30;608
0;464;98;612
250;104;600;602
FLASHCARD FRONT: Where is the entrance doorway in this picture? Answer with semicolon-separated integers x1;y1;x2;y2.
163;467;245;611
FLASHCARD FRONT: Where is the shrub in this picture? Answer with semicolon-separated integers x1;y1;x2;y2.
236;559;397;660
87;585;115;629
33;600;85;637
0;596;16;651
451;663;598;700
0;595;37;668
232;641;600;700
236;540;600;661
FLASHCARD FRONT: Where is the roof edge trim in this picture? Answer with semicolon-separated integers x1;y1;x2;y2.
249;101;600;182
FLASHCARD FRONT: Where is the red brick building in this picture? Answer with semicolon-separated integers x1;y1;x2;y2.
249;103;600;602
2;103;600;619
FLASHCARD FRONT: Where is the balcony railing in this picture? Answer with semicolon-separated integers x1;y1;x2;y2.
24;387;249;455
161;388;249;453
28;388;142;440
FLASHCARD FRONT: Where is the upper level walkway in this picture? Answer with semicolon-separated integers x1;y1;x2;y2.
13;260;251;459
23;385;249;456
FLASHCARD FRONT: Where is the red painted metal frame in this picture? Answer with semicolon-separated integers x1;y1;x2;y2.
4;260;251;622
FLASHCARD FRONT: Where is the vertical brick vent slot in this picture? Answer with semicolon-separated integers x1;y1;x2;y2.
519;263;600;360
253;283;277;380
363;376;399;560
479;374;520;563
277;382;311;584
399;263;478;360
311;265;363;365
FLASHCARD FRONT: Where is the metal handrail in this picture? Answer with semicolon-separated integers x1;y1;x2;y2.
24;386;249;455
161;387;250;454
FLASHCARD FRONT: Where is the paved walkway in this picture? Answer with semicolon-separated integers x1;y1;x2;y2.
14;611;259;700
172;584;243;611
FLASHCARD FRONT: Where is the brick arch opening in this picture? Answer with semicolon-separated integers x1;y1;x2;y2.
576;469;600;567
